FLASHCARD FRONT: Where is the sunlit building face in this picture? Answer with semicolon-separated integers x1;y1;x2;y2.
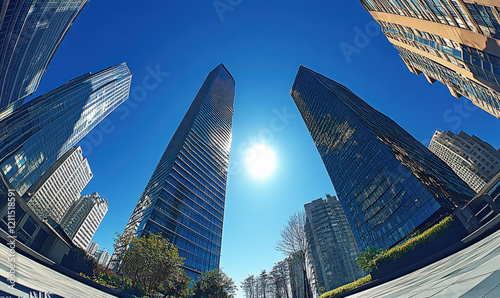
121;64;235;280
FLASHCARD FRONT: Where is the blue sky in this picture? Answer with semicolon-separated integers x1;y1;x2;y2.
30;1;499;295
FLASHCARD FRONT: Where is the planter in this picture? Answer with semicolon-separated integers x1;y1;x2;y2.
371;218;468;280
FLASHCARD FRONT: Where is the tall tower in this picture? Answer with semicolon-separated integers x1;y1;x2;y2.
25;146;92;223
0;63;132;196
304;195;364;291
121;64;235;279
429;130;500;193
61;192;108;250
0;0;89;119
291;66;475;250
360;0;500;118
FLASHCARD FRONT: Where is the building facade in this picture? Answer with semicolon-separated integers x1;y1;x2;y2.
97;248;111;266
61;192;108;249
0;63;131;196
360;0;500;118
87;241;99;256
0;0;89;119
120;64;235;280
291;66;475;250
429;130;500;193
24;146;92;223
304;195;365;291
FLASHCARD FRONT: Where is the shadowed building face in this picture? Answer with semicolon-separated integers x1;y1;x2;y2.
121;64;235;280
291;66;474;250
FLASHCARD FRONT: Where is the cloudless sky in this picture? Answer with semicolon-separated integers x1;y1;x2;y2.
29;1;499;296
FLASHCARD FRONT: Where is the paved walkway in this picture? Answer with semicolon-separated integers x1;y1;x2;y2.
350;228;500;297
0;243;115;298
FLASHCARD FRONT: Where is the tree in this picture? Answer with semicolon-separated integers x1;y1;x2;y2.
159;268;191;298
192;268;237;298
109;231;135;271
120;232;185;295
269;259;291;298
258;270;269;298
276;211;314;298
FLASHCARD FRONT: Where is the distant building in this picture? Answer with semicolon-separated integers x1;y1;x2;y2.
304;195;365;292
24;147;92;223
291;66;475;250
0;0;89;119
97;248;111;266
0;63;131;196
61;193;108;249
119;64;235;280
429;131;500;193
87;241;99;256
360;0;500;118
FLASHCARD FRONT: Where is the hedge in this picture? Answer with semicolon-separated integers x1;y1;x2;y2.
374;215;454;268
319;275;372;298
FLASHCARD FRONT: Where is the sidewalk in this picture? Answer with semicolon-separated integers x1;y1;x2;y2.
348;227;500;297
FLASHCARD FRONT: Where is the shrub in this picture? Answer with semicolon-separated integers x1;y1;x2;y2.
356;246;384;272
320;275;372;297
374;215;454;268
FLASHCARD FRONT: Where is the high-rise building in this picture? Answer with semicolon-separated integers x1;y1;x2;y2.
0;0;89;119
304;195;365;291
87;241;100;256
61;192;108;249
291;66;475;250
360;0;500;118
24;146;92;223
0;63;132;196
97;248;111;266
120;64;235;280
429;130;500;193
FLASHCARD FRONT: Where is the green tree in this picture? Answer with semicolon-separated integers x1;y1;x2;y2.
356;246;383;271
192;268;237;298
120;232;185;295
159;268;191;298
109;231;135;271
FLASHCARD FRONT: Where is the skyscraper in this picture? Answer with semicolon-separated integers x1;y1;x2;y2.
360;0;500;118
87;241;100;256
97;248;111;266
0;63;132;196
61;192;108;249
0;0;89;119
120;64;235;279
429;130;500;193
304;195;364;291
291;66;475;250
24;146;92;223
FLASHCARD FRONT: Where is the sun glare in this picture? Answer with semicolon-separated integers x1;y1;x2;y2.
245;144;277;179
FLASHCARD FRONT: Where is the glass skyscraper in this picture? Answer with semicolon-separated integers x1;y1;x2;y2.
0;0;89;119
0;62;132;196
291;66;475;250
360;0;500;118
121;64;235;279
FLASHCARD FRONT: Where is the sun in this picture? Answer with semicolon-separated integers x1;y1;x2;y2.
245;144;277;179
